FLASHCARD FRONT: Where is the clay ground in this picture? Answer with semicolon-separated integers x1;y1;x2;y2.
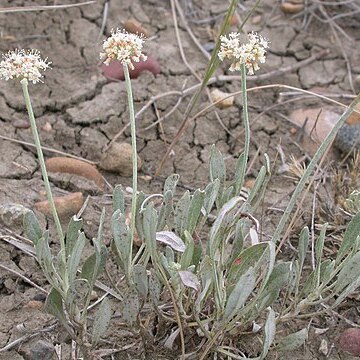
0;0;360;359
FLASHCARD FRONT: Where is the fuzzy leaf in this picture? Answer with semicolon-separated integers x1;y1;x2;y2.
203;179;220;215
180;230;195;269
298;227;309;268
111;209;130;269
334;251;360;294
46;287;74;336
65;278;89;318
113;184;125;214
178;270;200;291
121;287;140;326
67;231;86;285
210;145;226;186
134;264;148;299
174;191;191;236
92;297;112;345
164;174;180;195
260;308;276;360
337;212;360;263
157;190;174;231
65;215;83;256
247;166;266;206
208;196;243;258
156;231;186;252
149;269;162;306
277;328;308;352
186;189;205;234
234;152;246;196
143;204;158;259
23;210;42;245
223;267;256;321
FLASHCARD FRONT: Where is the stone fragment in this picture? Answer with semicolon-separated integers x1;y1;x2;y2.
124;18;148;37
34;192;84;219
0;203;30;227
99;143;142;177
281;2;304;14
30;339;55;360
210;89;234;109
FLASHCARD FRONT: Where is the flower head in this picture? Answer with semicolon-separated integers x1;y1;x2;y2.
218;31;269;75
101;28;147;70
0;49;51;84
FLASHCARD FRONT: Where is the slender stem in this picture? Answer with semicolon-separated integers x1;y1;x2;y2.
236;63;250;192
123;65;137;277
20;79;66;262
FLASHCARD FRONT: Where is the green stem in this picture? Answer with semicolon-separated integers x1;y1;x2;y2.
237;63;250;189
123;65;137;277
20;79;66;264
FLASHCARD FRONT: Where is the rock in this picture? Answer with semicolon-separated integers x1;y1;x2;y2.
30;339;55;360
281;2;304;14
99;143;142;176
34;192;84;219
124;18;148;37
0;203;30;227
41;122;52;132
100;56;160;81
339;328;360;356
210;89;234;109
13;119;30;129
334;124;360;153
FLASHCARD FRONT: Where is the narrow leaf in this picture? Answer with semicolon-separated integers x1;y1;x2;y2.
65;215;83;256
113;184;125;214
260;308;276;360
67;231;86;285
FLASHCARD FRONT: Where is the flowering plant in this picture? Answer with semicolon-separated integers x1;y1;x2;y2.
101;28;147;69
0;49;51;84
218;31;269;75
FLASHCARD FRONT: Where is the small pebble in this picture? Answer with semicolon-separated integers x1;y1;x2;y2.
210;89;234;109
24;300;43;310
41;122;52;132
13;119;30;129
252;15;262;25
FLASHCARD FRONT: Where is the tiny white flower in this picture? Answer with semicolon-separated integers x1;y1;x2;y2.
218;31;269;75
101;28;147;70
0;49;51;84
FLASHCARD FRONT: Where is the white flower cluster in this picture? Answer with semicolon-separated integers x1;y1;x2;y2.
0;49;51;84
101;28;147;70
218;32;269;75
